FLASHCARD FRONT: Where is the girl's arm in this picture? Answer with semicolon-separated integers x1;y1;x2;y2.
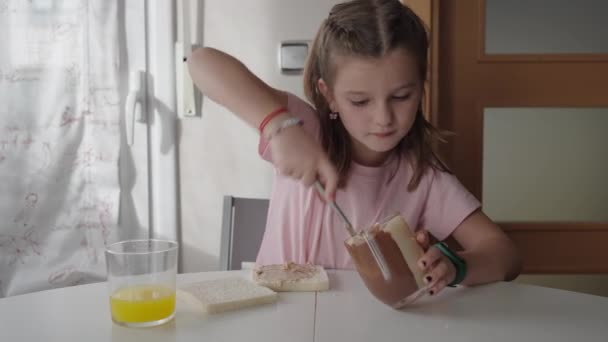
187;47;339;198
417;210;522;294
187;47;285;129
452;211;522;284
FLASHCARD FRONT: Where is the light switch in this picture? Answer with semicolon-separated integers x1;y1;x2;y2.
279;41;309;74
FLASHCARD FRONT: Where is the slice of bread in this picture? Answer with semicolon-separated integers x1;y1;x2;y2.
178;277;278;314
382;215;426;289
252;263;329;292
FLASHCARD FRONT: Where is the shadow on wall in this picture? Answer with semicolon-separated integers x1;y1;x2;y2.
181;239;219;273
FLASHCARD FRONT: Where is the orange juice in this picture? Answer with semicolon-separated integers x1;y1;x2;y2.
110;285;176;324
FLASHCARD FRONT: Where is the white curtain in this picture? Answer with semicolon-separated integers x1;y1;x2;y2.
0;0;120;297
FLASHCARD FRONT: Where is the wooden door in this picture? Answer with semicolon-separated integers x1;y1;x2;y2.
438;0;608;273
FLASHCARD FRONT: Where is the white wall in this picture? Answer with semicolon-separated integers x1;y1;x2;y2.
179;0;340;272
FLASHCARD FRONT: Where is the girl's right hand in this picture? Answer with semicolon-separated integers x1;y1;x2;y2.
269;124;338;202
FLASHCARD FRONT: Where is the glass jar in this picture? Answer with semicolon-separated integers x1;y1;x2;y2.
344;214;429;309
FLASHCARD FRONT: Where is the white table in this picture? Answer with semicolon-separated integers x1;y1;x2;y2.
1;270;607;341
318;271;608;342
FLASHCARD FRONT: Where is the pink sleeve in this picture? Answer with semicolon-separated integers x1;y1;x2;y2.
419;169;481;241
258;93;320;162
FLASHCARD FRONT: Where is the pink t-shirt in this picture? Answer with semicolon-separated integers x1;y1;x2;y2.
256;93;480;269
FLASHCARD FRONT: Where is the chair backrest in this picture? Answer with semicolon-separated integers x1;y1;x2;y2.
219;196;269;270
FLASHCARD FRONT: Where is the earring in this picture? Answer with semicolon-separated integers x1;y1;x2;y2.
329;111;339;120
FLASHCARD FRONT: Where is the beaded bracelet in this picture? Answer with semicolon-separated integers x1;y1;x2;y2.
265;117;303;141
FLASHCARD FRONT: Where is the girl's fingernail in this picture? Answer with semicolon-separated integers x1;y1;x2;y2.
429;290;435;296
425;276;432;283
422;260;427;267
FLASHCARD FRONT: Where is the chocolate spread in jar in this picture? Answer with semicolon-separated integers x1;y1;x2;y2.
345;230;419;307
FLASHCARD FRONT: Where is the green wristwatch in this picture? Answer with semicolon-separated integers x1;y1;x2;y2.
434;242;467;287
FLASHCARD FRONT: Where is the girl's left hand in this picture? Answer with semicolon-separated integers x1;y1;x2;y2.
415;230;457;296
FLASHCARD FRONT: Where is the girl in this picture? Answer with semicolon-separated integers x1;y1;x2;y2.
188;0;521;296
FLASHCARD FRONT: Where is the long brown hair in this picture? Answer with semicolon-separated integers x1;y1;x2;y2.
303;0;449;191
